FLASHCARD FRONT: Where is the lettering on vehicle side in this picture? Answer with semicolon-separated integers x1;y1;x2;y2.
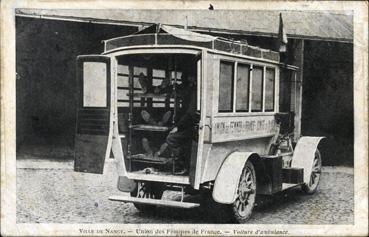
212;116;277;142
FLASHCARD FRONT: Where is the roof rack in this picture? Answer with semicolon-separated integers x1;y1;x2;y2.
104;24;280;62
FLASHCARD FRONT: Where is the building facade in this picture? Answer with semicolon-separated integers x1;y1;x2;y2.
15;9;353;165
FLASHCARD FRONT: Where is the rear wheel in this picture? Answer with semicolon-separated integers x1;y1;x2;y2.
130;182;164;213
230;160;257;223
302;150;322;194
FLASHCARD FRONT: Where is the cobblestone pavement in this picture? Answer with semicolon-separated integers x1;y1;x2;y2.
16;158;353;224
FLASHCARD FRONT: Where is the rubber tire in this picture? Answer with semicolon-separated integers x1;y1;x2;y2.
302;150;322;194
130;182;164;213
229;160;257;223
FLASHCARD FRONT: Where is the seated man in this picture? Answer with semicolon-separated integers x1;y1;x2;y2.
157;72;199;174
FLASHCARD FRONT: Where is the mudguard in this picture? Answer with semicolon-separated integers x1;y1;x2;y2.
212;151;259;204
291;136;325;183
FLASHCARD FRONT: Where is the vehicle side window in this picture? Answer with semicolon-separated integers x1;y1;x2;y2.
218;61;234;112
265;68;275;111
236;63;250;112
251;66;263;112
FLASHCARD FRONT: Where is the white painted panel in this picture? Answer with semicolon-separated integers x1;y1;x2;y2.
134;66;147;76
117;75;128;87
83;62;107;107
211;115;277;142
117;101;129;107
153;69;165;78
117;64;128;74
117;89;128;101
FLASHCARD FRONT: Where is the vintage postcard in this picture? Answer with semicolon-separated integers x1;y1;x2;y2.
1;0;368;236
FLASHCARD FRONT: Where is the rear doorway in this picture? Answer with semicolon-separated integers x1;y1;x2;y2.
116;53;201;177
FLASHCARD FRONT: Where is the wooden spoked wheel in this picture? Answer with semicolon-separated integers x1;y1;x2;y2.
230;161;256;223
130;182;164;212
302;150;322;194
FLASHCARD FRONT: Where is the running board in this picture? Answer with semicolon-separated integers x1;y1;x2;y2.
109;196;200;209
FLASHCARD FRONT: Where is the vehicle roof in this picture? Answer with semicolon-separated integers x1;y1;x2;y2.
103;24;280;63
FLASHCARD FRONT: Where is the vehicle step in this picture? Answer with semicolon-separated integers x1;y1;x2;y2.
282;183;300;190
108;196;200;208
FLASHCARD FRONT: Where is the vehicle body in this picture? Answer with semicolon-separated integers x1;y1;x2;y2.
74;24;324;223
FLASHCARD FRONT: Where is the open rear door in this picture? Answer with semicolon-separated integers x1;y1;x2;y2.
74;55;112;174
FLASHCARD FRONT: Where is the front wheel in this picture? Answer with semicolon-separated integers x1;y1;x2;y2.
302;150;322;194
229;160;257;223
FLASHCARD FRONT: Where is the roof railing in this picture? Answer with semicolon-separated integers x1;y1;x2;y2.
103;33;280;62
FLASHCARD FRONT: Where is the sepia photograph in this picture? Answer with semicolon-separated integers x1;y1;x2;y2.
1;1;368;236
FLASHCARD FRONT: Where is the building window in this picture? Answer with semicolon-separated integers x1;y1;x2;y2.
265;68;275;111
218;61;234;112
236;63;250;112
251;66;263;112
